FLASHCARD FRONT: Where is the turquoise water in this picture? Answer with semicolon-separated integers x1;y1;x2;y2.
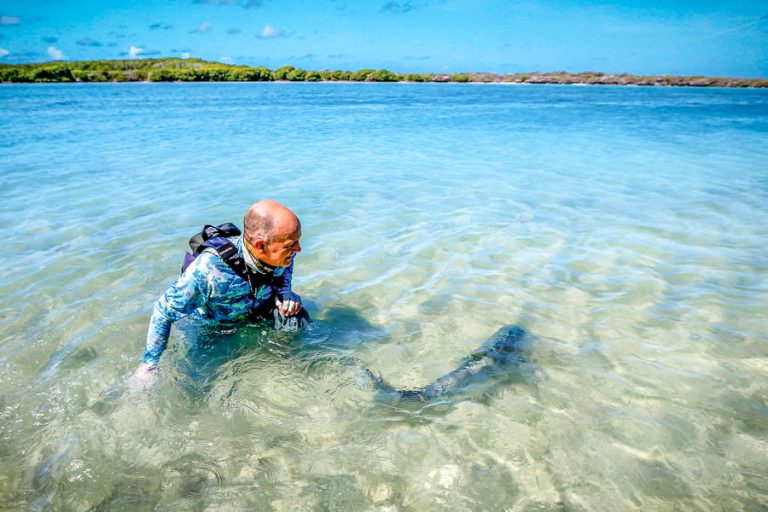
1;83;767;510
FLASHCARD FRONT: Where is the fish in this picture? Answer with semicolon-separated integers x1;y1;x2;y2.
370;324;529;403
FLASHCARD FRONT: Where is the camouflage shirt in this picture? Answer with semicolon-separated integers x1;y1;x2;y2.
142;236;294;366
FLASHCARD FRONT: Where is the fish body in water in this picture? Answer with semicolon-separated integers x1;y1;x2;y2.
372;325;529;402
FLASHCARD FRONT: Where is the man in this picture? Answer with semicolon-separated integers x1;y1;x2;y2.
134;199;310;384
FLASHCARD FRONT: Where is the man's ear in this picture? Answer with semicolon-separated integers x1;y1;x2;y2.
253;239;267;254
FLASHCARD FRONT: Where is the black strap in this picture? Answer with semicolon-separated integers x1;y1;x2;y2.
198;236;278;299
199;237;251;293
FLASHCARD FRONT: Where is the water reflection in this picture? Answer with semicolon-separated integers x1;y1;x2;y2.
151;308;536;421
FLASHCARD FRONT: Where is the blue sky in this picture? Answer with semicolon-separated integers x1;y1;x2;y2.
0;0;766;77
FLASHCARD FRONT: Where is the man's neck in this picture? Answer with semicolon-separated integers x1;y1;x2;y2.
241;237;275;274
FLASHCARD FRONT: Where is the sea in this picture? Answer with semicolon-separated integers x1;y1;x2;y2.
0;82;766;510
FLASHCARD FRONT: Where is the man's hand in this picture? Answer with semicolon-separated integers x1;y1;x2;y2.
130;362;158;389
276;291;302;316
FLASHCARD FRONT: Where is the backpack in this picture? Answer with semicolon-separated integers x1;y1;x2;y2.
181;223;250;285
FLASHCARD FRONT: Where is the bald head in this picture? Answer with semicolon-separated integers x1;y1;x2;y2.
243;199;300;244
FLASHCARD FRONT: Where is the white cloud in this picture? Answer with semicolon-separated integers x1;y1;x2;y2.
181;52;191;59
193;21;211;33
260;24;283;38
47;46;67;60
220;55;233;64
1;16;21;26
0;48;8;58
128;45;143;58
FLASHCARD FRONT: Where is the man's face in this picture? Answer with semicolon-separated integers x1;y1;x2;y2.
250;226;302;268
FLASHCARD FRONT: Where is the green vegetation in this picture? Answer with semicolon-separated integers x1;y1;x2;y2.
369;69;399;82
405;73;429;82
0;58;274;83
286;68;306;81
273;65;294;81
1;58;766;87
350;69;375;81
324;70;351;81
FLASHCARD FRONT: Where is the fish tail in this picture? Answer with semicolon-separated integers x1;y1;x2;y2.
364;369;431;403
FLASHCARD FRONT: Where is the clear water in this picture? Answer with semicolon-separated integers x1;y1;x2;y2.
1;83;767;510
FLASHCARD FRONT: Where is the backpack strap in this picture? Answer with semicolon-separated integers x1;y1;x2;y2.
203;238;278;301
199;237;250;285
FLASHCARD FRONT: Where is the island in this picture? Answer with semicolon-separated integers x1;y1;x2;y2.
1;58;766;88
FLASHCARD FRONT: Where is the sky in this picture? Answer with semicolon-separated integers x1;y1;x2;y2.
0;0;766;77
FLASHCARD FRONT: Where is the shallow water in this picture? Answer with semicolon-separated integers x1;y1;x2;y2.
1;82;767;510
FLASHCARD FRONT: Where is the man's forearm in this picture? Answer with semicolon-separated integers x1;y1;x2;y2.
141;303;173;367
138;257;208;369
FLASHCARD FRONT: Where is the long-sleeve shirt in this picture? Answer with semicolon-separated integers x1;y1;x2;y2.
142;235;294;366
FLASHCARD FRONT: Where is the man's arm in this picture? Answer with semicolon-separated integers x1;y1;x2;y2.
136;253;212;377
273;260;302;316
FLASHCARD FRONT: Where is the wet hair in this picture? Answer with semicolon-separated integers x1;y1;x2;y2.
243;208;275;243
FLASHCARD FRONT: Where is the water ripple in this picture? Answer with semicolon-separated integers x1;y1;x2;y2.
0;83;766;510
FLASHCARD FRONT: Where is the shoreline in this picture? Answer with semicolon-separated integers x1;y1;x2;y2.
4;81;768;91
2;58;766;88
